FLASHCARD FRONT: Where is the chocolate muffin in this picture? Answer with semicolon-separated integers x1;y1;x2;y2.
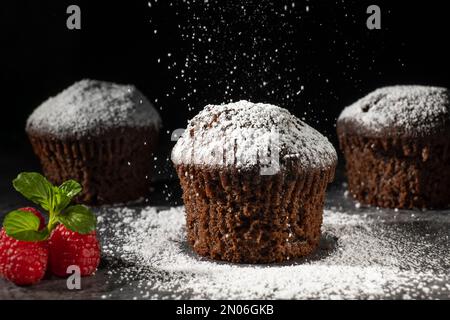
337;85;450;209
26;79;161;205
172;100;337;263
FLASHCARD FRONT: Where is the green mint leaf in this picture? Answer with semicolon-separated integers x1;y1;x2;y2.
59;180;82;199
53;180;82;212
53;187;72;213
3;210;48;241
12;172;54;211
57;205;96;234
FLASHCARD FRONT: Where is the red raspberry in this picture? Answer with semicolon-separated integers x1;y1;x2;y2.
17;207;46;231
0;229;48;286
48;224;100;277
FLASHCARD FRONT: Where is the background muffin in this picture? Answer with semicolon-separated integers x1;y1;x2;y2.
26;79;161;205
172;100;337;263
337;85;450;209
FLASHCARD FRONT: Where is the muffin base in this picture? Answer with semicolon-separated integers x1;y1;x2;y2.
27;127;159;205
339;134;450;209
175;164;335;263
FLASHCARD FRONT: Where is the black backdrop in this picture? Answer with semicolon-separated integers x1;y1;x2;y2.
1;0;449;182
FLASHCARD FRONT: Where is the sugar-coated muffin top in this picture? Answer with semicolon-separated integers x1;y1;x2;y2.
26;79;162;138
338;85;450;138
171;100;337;170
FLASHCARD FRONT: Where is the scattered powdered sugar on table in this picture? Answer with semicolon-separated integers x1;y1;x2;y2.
98;206;450;300
172;100;337;169
338;85;450;137
26;79;161;138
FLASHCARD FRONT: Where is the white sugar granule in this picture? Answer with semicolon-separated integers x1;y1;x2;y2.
26;79;162;138
338;85;449;137
98;206;450;300
171;100;337;169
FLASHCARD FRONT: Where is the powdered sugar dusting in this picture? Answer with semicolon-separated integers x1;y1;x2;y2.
338;85;450;137
98;206;450;299
26;79;162;138
172;100;337;169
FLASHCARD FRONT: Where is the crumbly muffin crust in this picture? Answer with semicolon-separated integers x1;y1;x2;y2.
26;79;161;139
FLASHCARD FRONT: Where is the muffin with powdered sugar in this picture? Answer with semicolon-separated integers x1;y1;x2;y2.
26;79;161;205
337;85;450;209
172;100;337;263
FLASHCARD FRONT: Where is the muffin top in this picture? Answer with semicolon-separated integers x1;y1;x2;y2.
338;85;450;138
171;100;337;171
26;79;161;139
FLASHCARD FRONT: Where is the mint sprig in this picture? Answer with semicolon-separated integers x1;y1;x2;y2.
3;172;96;241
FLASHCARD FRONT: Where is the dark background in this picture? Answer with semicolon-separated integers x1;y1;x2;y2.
1;0;449;203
